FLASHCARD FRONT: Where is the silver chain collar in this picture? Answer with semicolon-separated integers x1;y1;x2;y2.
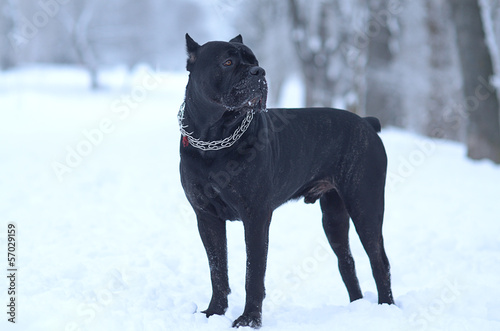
177;102;255;151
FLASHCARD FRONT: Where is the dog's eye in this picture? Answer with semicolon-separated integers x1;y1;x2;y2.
223;59;233;67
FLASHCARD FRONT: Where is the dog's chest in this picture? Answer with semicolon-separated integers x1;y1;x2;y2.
180;155;244;220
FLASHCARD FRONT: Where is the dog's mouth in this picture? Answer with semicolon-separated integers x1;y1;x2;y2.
224;92;267;113
223;77;268;113
242;79;268;112
246;96;267;112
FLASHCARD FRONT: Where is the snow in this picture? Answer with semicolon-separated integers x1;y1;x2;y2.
1;66;500;331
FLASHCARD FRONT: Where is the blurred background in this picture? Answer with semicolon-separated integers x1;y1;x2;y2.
2;3;500;329
1;0;500;164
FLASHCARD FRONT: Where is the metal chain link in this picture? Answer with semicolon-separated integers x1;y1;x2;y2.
177;102;255;151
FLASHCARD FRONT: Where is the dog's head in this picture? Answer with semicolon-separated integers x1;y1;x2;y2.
185;34;268;114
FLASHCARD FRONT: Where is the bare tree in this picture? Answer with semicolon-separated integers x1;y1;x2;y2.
288;0;367;111
0;0;17;69
57;0;157;88
233;0;297;106
451;0;500;163
364;0;402;126
425;0;464;141
479;0;500;77
58;0;100;89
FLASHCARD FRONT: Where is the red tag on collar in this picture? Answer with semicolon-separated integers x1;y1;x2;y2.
182;136;189;147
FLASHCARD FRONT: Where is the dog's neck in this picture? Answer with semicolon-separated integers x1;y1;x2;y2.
182;95;253;148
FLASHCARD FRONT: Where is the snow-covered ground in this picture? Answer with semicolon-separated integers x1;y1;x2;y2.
1;67;500;331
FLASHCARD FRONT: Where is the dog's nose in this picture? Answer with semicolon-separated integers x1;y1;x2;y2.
250;66;266;77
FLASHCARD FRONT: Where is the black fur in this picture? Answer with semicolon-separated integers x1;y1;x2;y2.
179;34;394;329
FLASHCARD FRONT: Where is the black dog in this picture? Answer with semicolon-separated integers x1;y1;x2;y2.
179;34;394;328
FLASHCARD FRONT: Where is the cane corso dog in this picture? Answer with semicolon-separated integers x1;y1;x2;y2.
178;34;394;328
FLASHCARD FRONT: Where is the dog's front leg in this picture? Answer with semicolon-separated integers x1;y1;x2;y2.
233;212;272;329
197;213;230;317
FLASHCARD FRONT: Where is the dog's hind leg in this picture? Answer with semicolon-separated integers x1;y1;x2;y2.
347;188;394;305
320;190;363;302
197;213;231;317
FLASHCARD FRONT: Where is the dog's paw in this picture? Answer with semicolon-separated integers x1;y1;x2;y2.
202;300;228;317
201;296;228;317
201;307;226;317
232;313;262;329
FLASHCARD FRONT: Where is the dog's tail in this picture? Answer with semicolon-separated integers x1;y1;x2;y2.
364;116;381;133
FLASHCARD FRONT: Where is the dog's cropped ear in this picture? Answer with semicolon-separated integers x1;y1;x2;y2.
186;33;200;71
229;34;243;44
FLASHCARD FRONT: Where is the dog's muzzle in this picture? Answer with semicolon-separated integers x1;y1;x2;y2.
248;66;268;112
224;66;268;113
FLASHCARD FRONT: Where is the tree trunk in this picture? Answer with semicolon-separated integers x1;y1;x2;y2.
425;0;464;141
288;0;330;107
287;0;363;109
365;0;402;127
59;0;100;90
0;0;16;70
451;0;500;163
